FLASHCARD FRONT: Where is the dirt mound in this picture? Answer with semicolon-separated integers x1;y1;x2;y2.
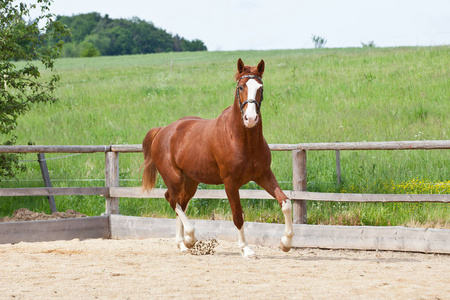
189;238;219;255
0;208;87;223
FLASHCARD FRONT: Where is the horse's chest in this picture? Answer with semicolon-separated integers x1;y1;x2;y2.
226;148;270;179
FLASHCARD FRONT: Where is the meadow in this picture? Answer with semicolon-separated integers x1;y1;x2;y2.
1;46;449;227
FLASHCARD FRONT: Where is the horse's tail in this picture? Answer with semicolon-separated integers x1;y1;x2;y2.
141;127;162;192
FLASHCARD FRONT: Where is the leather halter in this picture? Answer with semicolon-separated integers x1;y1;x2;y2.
235;75;264;114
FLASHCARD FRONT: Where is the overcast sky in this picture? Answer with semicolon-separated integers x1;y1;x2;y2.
33;0;450;51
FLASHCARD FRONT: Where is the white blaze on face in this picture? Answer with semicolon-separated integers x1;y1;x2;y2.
243;79;262;128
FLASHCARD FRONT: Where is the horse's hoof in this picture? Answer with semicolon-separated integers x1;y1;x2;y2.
180;249;190;255
279;241;291;252
178;242;190;253
241;246;258;259
245;253;259;259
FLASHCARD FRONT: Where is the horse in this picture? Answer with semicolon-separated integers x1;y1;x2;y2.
142;58;294;258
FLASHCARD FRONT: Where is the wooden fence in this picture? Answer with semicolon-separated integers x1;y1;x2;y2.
0;140;449;224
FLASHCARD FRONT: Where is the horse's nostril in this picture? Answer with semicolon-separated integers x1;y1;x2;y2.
244;115;248;121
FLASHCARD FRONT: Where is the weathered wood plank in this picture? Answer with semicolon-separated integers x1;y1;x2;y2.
110;187;167;198
110;215;450;254
0;145;111;153
1;215;448;253
0;140;448;154
110;187;273;199
110;215;176;239
292;150;307;224
111;144;142;153
110;140;450;153
109;187;449;203
37;153;57;213
270;140;450;151
0;216;110;244
5;186;445;203
0;187;109;197
293;224;450;254
105;152;120;215
290;191;450;203
2;187;445;203
0;140;449;154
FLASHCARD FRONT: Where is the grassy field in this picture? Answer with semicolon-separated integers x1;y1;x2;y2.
1;46;449;227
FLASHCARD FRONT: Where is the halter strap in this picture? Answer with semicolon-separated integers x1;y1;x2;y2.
237;74;263;83
236;75;264;114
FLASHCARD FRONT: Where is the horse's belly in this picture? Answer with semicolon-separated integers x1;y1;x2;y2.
191;173;223;185
180;155;223;185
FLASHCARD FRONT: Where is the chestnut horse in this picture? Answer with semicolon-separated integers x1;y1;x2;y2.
142;59;294;258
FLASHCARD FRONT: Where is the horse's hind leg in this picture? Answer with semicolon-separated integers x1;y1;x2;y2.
175;215;188;252
165;189;195;250
175;207;195;249
175;203;195;249
169;177;199;250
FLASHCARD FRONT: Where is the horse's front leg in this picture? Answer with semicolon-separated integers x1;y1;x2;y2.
255;170;294;252
224;183;257;259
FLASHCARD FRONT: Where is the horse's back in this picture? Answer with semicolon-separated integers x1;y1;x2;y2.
150;115;222;182
163;115;215;138
178;116;203;121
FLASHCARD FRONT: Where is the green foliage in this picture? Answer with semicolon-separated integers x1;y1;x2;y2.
0;0;70;180
312;34;327;48
56;13;207;57
362;41;376;48
80;41;100;57
0;137;26;179
61;42;80;57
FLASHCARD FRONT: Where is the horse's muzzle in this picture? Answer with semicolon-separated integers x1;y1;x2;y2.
243;102;259;128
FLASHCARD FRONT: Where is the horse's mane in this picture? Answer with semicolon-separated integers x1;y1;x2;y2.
234;65;263;81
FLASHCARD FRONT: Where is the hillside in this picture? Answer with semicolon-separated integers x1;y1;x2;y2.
56;12;207;57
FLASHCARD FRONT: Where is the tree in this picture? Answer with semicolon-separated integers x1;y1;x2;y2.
0;0;71;179
311;35;327;48
80;41;100;57
362;41;376;48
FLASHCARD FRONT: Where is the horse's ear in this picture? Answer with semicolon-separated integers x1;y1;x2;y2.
237;58;245;74
257;60;265;75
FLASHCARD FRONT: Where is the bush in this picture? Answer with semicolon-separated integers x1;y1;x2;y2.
80;42;100;57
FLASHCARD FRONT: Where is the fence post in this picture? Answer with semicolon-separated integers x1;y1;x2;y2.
37;153;57;213
292;149;307;224
105;151;119;214
335;141;341;185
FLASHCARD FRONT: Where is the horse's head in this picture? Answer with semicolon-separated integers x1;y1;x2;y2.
235;58;265;128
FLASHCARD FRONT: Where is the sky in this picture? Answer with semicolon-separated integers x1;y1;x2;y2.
29;0;450;51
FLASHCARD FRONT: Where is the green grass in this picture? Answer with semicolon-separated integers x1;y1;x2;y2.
1;46;449;227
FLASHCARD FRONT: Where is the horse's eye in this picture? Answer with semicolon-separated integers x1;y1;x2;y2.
239;86;244;91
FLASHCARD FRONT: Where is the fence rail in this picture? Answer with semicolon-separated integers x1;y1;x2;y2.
2;140;450;154
1;140;449;224
0;145;110;153
111;140;450;152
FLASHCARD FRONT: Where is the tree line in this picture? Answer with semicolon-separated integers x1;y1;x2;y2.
56;12;207;57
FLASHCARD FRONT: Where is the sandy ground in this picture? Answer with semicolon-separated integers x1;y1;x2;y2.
0;238;449;300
